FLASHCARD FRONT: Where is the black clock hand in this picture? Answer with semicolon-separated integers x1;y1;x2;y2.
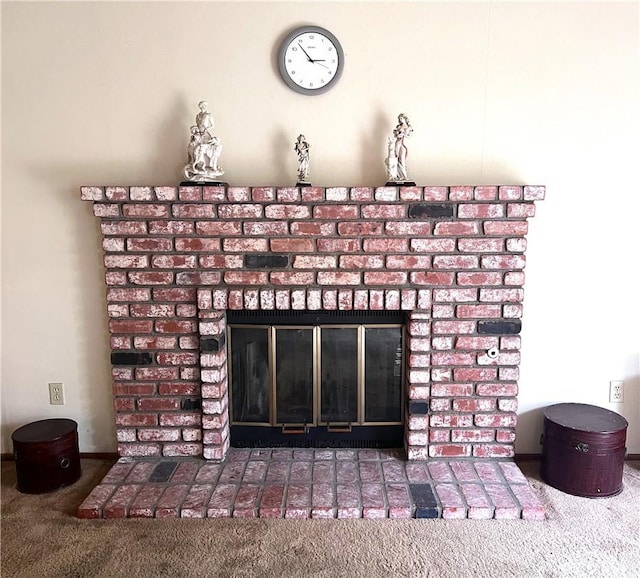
297;42;315;62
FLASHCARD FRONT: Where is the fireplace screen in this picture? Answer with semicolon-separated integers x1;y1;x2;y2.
229;321;403;447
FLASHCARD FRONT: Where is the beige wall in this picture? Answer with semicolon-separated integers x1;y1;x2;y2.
2;1;639;454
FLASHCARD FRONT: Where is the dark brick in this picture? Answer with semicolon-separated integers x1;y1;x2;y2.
111;352;153;365
181;398;202;411
149;461;178;483
410;484;440;519
245;255;289;269
409;203;455;218
477;320;522;335
201;334;226;352
409;401;429;415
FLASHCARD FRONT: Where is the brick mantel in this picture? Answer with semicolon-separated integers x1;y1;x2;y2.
81;184;544;462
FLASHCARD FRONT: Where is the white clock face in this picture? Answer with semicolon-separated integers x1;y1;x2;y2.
279;27;343;95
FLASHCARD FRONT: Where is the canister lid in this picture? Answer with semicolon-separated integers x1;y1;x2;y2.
544;403;628;433
11;418;78;443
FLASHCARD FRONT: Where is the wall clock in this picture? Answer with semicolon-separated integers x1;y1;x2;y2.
278;26;344;95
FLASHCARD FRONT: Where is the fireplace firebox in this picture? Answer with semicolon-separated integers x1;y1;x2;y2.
228;311;404;448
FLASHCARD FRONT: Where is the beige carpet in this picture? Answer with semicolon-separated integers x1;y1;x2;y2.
1;459;639;578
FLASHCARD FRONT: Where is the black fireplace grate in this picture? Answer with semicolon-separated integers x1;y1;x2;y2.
227;309;406;326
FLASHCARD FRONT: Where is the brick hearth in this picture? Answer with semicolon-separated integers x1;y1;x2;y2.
77;450;545;520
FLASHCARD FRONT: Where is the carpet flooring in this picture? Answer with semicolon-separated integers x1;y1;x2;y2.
1;459;639;577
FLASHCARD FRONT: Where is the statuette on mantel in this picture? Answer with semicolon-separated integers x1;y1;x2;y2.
385;113;415;186
294;134;311;186
182;101;225;184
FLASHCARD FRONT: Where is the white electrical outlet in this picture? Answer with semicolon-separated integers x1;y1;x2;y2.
609;380;624;403
49;382;65;405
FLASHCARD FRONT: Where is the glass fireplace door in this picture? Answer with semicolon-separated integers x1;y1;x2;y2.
320;327;359;425
275;328;314;425
229;322;404;447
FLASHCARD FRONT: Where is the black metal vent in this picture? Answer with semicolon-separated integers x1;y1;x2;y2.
227;309;406;326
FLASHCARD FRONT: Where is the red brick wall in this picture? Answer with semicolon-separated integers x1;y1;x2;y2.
82;184;544;461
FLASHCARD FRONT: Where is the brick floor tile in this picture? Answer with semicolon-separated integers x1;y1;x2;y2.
285;483;310;519
219;460;246;483
358;449;380;460
227;450;248;461
386;483;413;518
232;484;260;518
125;462;156;483
312;461;334;483
104;484;141;518
77;484;117;518
311;483;335;518
427;462;454;482
293;449;314;460
101;461;135;484
405;462;430;483
484;484;520;519
289;461;312;482
156;484;190;518
336;450;357;460
510;483;546;520
459;483;493;519
195;463;223;483
499;461;529;485
359;461;383;483
474;462;503;484
181;484;215;518
129;484;165;518
379;450;403;461
337;484;362;518
336;461;358;483
361;483;387;519
259;484;285;518
409;484;440;519
172;461;200;483
382;461;407;482
207;483;238;517
435;483;466;519
242;460;268;482
266;461;289;482
450;461;480;483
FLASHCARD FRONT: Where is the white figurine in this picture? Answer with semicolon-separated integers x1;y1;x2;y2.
387;113;413;182
294;134;310;183
385;137;399;182
183;101;224;182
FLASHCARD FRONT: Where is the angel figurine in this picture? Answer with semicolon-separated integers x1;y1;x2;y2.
183;101;224;182
386;113;413;184
294;134;311;184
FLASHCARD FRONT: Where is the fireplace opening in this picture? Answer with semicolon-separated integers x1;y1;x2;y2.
227;311;405;448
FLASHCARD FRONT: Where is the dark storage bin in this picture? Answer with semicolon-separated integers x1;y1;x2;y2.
12;418;81;494
541;403;627;498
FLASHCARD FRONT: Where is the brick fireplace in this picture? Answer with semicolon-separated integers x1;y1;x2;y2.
81;184;544;465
